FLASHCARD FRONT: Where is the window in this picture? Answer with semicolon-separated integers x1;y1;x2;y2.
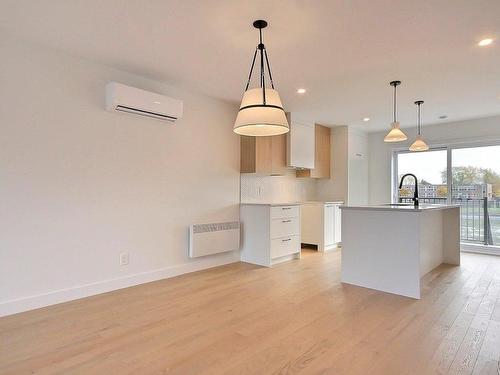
393;144;500;247
393;148;447;204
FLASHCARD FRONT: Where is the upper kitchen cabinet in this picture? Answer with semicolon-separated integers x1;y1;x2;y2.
286;113;315;170
296;124;331;178
240;134;287;174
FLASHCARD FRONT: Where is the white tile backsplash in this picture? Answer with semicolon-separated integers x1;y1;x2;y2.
241;171;316;203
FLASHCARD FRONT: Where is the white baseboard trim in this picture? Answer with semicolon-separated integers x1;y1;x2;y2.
322;243;341;252
0;251;240;317
461;243;500;256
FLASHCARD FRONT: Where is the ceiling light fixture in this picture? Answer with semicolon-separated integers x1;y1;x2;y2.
297;88;306;94
363;117;370;122
384;80;407;142
409;100;429;152
233;20;289;136
478;38;493;46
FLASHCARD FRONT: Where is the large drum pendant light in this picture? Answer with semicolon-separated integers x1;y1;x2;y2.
384;80;408;142
233;20;289;136
409;100;429;151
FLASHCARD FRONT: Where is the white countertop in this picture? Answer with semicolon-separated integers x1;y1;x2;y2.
340;203;460;212
240;201;343;206
240;202;301;206
302;201;344;205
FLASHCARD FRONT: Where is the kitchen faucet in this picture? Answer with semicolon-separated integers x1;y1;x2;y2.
399;173;419;207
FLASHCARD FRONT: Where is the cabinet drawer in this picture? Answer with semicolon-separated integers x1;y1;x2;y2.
271;217;300;239
270;205;299;219
271;235;300;259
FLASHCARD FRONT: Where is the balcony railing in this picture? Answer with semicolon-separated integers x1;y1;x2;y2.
398;197;495;245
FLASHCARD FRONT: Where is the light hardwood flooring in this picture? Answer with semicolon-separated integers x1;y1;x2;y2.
1;250;500;375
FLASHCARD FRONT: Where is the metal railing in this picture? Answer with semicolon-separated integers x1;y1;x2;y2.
398;196;494;245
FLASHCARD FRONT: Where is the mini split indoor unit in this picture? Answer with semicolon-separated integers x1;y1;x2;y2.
105;82;183;122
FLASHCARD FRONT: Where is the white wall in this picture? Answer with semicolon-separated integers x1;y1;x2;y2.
348;128;369;205
368;116;500;205
0;35;240;316
240;171;316;204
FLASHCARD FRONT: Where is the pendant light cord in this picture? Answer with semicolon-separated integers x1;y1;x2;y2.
393;84;397;123
417;102;421;135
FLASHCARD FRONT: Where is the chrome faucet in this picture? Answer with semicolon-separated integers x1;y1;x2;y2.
399;173;419;207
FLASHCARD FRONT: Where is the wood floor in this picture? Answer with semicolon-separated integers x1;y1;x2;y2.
1;250;500;375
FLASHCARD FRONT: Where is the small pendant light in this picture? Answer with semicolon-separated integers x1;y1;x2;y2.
233;20;289;136
384;80;408;142
409;100;429;151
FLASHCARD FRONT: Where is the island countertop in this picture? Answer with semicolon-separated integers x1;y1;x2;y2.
340;203;460;212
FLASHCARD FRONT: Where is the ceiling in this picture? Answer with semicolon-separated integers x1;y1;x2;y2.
1;0;499;132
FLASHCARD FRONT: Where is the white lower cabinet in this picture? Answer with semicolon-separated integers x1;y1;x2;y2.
240;204;301;267
301;201;342;252
271;235;300;259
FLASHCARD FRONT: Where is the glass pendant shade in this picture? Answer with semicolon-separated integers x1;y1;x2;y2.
384;80;407;142
233;88;289;136
409;135;429;151
409;100;428;151
384;121;408;142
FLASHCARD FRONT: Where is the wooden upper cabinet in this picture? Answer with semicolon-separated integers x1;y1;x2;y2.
296;124;331;178
240;134;287;174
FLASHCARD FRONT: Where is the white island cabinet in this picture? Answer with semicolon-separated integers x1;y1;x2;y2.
301;201;342;251
341;204;460;299
240;203;301;267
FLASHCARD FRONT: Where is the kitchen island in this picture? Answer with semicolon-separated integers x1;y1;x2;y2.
340;204;460;299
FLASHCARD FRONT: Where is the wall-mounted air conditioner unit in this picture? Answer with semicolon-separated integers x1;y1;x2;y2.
105;82;183;122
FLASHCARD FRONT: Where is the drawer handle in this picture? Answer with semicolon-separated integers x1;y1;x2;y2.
282;238;291;242
282;220;291;223
282;207;292;210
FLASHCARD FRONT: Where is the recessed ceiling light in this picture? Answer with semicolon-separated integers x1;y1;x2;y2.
153;101;161;104
363;117;370;122
478;38;493;46
439;115;448;119
297;88;306;94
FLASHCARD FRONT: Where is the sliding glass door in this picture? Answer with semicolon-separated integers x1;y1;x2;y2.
450;145;500;246
393;144;500;247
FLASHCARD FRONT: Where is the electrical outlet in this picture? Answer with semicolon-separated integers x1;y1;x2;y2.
119;252;129;266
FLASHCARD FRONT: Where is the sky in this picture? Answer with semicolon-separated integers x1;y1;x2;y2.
398;145;500;185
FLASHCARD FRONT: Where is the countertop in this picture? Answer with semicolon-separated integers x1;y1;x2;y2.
240;202;301;206
302;201;344;205
340;203;460;212
240;201;343;206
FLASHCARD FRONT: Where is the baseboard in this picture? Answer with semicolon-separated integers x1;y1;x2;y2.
461;243;500;256
0;251;240;317
323;243;341;252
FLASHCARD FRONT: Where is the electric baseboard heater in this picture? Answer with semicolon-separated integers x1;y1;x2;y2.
189;221;240;258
